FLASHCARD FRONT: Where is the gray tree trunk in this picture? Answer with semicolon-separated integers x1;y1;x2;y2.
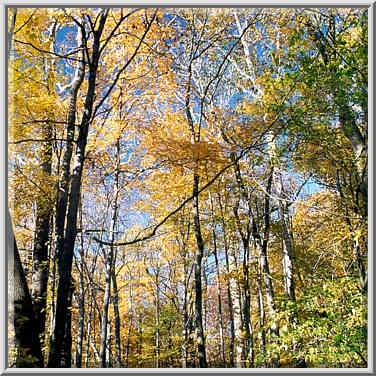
228;248;244;368
274;170;296;303
217;193;235;367
100;138;120;367
99;257;113;368
74;273;86;368
212;226;226;366
8;209;44;367
258;170;279;341
84;299;93;368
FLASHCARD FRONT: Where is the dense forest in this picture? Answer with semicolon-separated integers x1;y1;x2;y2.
8;7;368;368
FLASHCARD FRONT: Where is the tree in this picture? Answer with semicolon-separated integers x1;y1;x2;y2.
8;210;44;367
8;7;367;369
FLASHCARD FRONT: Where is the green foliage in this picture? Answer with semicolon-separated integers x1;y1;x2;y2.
273;278;367;367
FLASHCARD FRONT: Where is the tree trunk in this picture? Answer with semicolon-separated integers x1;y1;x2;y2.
137;319;143;367
192;173;208;368
181;248;192;368
61;280;74;367
48;22;85;367
260;133;295;336
8;209;44;367
275;170;296;303
74;276;85;367
48;13;108;367
228;249;244;368
54;21;85;287
49;248;57;339
30;26;56;351
217;193;235;367
155;269;161;368
181;306;189;368
212;227;226;367
125;318;132;368
106;321;113;367
111;271;122;367
74;202;86;368
84;299;93;368
231;155;255;367
8;8;43;368
31;127;52;349
260;139;282;337
256;276;266;367
310;20;368;292
241;242;254;367
100;137;120;367
99;258;113;368
233;201;254;367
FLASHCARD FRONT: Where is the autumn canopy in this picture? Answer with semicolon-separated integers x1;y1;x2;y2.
8;7;368;368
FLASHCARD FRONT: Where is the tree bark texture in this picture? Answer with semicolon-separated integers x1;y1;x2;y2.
217;193;235;367
31;130;52;346
111;271;122;367
8;209;44;367
74;272;86;368
100;137;120;367
192;173;208;368
48;12;108;367
31;37;56;349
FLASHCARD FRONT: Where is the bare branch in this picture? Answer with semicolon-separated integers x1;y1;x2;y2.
14;39;85;63
93;143;254;247
14;9;37;34
91;10;157;120
9;138;72;145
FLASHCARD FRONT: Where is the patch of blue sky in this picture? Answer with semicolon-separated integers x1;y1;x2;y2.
53;24;86;97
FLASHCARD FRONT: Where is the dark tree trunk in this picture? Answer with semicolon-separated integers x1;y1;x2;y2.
30;25;57;350
8;209;44;367
233;202;254;367
54;22;85;280
212;227;226;367
49;247;57;337
48;22;85;367
256;276;266;366
112;271;122;367
181;241;192;368
192;173;208;368
48;13;108;367
257;172;279;337
61;280;74;367
31;126;52;351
